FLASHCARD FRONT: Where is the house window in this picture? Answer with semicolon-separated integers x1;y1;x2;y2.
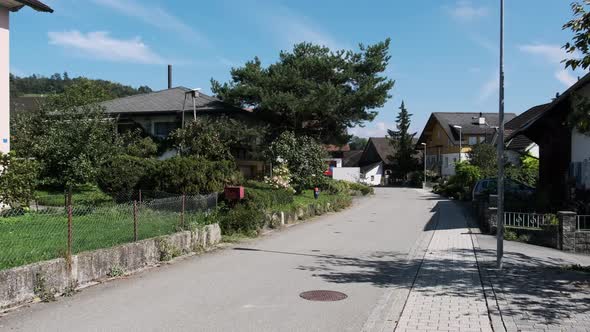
371;175;375;182
154;122;178;138
468;136;478;145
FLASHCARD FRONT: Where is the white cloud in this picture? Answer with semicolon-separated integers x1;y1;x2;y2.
519;43;582;87
478;73;499;103
349;122;390;138
555;70;578;87
519;44;568;63
48;30;165;64
256;4;344;51
448;1;488;21
93;0;206;43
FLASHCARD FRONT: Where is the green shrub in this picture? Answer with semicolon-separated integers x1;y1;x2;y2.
98;155;157;197
218;203;265;236
504;230;518;241
243;183;294;209
347;182;374;195
0;153;40;208
155;157;241;194
408;171;424;188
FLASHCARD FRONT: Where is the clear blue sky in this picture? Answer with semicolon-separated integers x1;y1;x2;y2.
9;0;588;137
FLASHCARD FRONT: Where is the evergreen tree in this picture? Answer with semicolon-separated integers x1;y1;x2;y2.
388;101;418;180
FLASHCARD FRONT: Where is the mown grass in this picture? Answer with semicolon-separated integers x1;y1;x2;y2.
0;204;211;271
35;185;114;207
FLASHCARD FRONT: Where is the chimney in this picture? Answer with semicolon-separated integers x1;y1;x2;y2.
167;64;172;89
478;112;485;125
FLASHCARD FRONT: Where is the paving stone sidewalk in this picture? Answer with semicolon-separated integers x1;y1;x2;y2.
395;201;493;332
473;230;590;332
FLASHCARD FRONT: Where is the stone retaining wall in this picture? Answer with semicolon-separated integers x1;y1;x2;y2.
0;224;221;309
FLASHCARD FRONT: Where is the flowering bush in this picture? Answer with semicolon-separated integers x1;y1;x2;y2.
265;161;294;192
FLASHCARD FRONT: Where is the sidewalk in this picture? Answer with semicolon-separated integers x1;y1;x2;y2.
395;200;493;332
473;231;590;332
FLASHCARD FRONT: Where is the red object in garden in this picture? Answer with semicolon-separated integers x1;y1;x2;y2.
224;186;245;201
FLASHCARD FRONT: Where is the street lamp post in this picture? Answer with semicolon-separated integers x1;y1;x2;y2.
452;125;463;162
421;143;427;189
497;0;506;270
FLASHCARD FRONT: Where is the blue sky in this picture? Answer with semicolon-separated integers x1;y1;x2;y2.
9;0;588;137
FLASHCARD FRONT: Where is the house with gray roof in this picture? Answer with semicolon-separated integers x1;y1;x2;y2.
100;86;265;178
416;112;516;177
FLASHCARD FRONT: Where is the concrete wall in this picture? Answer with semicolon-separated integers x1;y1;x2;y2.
0;224;221;309
0;7;9;154
333;167;360;182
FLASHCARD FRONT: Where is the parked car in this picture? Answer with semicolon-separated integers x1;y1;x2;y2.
472;178;535;201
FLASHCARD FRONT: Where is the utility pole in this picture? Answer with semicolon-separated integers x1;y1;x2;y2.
497;0;505;270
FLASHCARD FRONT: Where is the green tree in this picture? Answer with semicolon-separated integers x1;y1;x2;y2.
211;40;394;144
11;80;118;188
171;116;267;161
267;132;327;192
0;153;40;208
348;136;368;150
388;101;418;180
468;143;497;177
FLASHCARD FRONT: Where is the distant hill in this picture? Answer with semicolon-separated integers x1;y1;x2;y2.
9;72;152;99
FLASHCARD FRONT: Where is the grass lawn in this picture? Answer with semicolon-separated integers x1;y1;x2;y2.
35;185;114;207
0;204;210;271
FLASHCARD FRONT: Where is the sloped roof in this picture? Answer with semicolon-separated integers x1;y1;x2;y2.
324;144;351;152
342;150;363;167
504;103;549;152
368;137;396;163
3;0;53;12
99;87;249;115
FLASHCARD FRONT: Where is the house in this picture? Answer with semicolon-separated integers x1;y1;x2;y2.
1;0;52;154
357;137;398;185
416;112;516;177
99;86;266;178
502;104;545;164
507;73;590;205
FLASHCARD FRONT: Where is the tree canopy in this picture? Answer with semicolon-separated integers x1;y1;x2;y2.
563;1;590;71
348;136;368;150
10;72;151;98
211;40;394;144
388;101;418;179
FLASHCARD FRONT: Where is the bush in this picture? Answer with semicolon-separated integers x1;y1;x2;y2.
155;157;241;194
98;155;157;196
408;171;424;188
243;181;294;209
318;179;373;196
0;153;40;208
268;132;327;192
217;203;265;236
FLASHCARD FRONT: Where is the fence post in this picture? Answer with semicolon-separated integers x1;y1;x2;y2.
133;200;138;242
67;189;73;272
558;211;577;252
180;194;186;229
139;189;142;204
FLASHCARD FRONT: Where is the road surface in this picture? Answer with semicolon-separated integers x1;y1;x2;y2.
1;188;440;332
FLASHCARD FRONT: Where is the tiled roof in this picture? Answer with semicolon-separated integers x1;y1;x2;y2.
99;87;248;115
369;137;396;164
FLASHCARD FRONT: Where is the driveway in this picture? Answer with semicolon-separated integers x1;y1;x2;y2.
0;188;439;332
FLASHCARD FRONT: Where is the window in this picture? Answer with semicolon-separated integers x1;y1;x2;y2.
444;157;449;167
371;175;375;181
468;136;478;145
154;122;178;138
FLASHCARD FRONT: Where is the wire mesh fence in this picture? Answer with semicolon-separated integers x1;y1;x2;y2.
0;191;218;271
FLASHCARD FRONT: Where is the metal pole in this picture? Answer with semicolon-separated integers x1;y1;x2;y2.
67;189;73;272
181;94;187;128
133;200;138;242
497;0;505;270
180;194;186;229
423;144;427;189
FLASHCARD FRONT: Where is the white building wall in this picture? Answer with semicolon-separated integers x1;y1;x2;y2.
0;7;9;154
360;163;383;186
332;167;360;182
441;153;463;177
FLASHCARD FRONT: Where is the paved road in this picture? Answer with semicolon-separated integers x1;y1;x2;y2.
0;188;440;332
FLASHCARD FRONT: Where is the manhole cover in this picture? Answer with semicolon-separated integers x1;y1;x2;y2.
300;290;348;302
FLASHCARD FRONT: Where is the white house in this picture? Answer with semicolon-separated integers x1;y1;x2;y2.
0;0;53;154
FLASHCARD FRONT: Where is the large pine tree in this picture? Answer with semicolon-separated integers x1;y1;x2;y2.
388;101;418;180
